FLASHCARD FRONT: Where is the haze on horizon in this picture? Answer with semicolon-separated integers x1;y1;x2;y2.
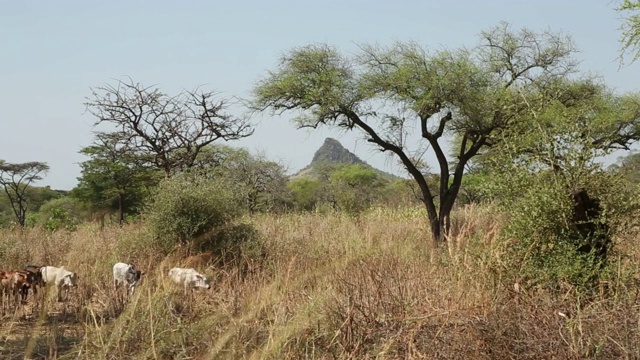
1;1;638;190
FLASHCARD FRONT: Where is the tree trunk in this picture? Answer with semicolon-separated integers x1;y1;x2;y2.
118;193;125;226
424;195;456;245
431;214;450;243
423;200;446;245
18;207;26;227
571;189;610;269
429;217;443;243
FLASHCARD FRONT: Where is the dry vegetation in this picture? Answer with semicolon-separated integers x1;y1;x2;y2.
1;205;639;359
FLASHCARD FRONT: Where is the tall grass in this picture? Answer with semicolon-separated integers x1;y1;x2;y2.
0;205;639;359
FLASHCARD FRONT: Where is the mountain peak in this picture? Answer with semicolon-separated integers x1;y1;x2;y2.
311;138;365;165
291;137;400;181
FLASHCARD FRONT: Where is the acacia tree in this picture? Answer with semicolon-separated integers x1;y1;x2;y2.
85;78;254;177
492;77;640;255
0;160;49;226
73;132;160;224
617;0;640;65
193;144;289;212
253;23;580;244
329;164;388;214
610;150;640;187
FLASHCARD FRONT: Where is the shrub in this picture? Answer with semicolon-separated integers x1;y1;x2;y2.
36;196;84;232
491;169;621;294
288;178;323;211
145;174;244;251
194;223;264;264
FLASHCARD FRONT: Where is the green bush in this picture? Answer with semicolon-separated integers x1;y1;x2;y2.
194;223;264;264
288;178;323;211
329;164;386;214
486;165;621;294
36;196;83;232
145;174;244;251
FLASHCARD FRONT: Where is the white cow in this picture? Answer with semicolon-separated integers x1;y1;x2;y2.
40;266;78;301
168;267;210;294
113;262;144;296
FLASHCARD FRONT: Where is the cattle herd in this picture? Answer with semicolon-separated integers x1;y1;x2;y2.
0;262;211;310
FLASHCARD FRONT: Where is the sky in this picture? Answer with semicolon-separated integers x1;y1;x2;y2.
1;1;639;190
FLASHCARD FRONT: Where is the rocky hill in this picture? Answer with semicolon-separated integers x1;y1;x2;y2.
311;138;366;165
291;138;399;180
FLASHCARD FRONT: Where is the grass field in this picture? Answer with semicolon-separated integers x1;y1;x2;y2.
0;204;639;359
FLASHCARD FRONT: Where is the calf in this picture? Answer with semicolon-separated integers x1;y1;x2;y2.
168;267;211;294
24;265;44;297
0;271;14;307
40;266;78;302
13;271;33;302
113;262;144;296
0;271;33;304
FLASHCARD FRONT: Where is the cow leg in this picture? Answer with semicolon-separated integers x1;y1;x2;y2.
22;285;29;302
12;286;20;310
4;289;10;314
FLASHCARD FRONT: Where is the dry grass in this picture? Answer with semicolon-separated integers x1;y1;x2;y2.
0;204;639;359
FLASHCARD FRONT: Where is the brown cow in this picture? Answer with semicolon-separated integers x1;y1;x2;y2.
14;271;34;301
24;265;44;297
0;271;11;306
0;270;34;304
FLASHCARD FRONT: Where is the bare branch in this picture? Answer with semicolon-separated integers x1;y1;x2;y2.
85;78;254;175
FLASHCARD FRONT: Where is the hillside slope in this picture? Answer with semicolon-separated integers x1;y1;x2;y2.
291;138;400;180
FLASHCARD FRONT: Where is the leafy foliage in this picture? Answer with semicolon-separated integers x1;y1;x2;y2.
287;178;323;211
192;144;290;213
36;197;84;232
144;173;244;251
329;164;388;214
194;223;263;264
609;151;640;189
458;173;493;205
617;0;640;64
483;85;640;292
0;185;64;227
253;23;597;243
0;160;50;226
72;133;160;223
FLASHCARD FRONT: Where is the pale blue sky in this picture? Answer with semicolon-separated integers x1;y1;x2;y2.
1;1;638;190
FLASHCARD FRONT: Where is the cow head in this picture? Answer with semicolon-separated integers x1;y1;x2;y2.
124;265;136;281
194;274;211;290
24;271;40;285
127;269;144;284
62;272;78;287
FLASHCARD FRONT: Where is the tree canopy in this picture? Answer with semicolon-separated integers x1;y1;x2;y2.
72;132;160;223
253;23;626;243
193;144;290;212
617;0;640;65
85;78;254;176
0;160;50;226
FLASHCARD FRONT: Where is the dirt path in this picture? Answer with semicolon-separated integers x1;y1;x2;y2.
0;301;90;359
